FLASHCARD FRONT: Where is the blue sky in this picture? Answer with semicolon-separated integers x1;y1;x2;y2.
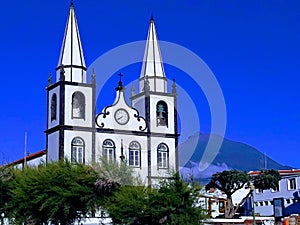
0;0;299;168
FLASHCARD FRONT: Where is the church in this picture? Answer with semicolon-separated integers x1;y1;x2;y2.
45;3;179;185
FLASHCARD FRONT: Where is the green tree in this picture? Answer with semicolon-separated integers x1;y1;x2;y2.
153;173;206;225
205;169;281;218
104;173;206;225
6;160;100;225
105;185;150;224
252;169;281;190
0;167;13;224
92;158;141;186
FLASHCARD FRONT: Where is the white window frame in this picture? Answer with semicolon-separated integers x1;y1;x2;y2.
271;185;280;192
156;101;168;127
256;188;263;194
102;139;115;163
71;137;84;163
287;178;297;190
128;141;141;167
51;93;57;121
72;91;85;119
157;143;169;169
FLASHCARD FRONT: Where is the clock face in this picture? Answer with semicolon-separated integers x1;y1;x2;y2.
114;108;129;125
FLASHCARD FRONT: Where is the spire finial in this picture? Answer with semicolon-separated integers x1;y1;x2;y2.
70;0;74;7
48;72;52;87
143;75;150;93
120;139;125;162
131;83;135;97
115;73;124;91
59;65;65;81
172;78;177;94
91;68;96;85
92;68;95;78
150;14;154;22
118;73;123;83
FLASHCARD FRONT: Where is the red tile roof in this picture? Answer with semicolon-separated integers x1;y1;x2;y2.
5;150;47;167
249;169;300;176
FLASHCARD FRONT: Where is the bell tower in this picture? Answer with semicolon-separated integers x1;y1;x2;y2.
46;3;96;164
131;17;179;184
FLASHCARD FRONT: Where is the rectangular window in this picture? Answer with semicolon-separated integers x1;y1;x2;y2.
103;148;115;163
135;152;139;166
78;147;83;163
129;151;134;165
158;153;162;167
288;178;296;190
256;188;263;194
158;151;168;169
271;185;279;192
108;149;114;163
71;147;77;163
129;150;140;167
264;201;269;206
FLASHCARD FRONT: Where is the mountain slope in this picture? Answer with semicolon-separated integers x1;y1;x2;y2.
179;132;292;182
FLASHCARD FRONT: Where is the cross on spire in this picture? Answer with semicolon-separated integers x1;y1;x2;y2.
118;73;123;82
115;73;124;91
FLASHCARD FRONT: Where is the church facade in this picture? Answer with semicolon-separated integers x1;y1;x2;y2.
45;3;179;185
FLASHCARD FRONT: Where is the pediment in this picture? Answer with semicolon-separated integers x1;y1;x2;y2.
96;90;147;132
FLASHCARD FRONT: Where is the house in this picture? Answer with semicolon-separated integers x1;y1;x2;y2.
199;186;253;218
250;170;300;217
198;188;227;218
199;169;300;219
5;150;46;169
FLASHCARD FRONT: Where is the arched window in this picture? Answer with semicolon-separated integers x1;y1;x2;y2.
157;143;169;169
71;137;84;163
51;93;57;121
156;101;168;127
72;91;85;119
102;139;115;163
129;141;141;167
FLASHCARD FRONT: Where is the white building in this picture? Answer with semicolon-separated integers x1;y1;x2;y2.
199;186;252;218
6;150;46;169
45;3;179;185
250;170;300;217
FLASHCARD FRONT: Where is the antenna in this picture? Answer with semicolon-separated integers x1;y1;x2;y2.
264;152;267;169
24;132;27;168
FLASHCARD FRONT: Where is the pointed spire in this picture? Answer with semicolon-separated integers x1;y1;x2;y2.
56;3;86;83
140;17;166;93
